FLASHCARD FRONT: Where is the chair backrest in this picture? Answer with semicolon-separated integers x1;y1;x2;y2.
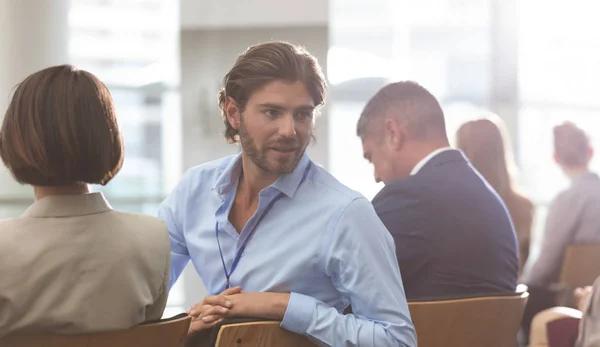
214;321;318;347
0;314;191;347
408;291;529;347
560;243;600;290
546;317;581;347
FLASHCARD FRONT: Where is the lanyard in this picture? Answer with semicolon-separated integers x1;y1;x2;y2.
215;162;312;289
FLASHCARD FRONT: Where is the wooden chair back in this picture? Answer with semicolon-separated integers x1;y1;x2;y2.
560;243;600;290
213;321;318;347
408;291;529;347
0;314;191;347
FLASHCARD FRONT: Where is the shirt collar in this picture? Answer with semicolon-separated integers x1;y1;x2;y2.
272;152;311;198
213;153;244;197
410;147;454;175
21;192;113;218
213;152;311;199
571;171;599;185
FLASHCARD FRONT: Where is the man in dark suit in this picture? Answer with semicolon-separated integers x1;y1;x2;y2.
357;81;518;300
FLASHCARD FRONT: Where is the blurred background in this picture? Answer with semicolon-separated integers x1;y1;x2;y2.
1;0;599;316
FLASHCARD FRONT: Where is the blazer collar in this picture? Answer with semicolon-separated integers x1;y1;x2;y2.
410;147;455;175
417;149;469;175
22;192;113;218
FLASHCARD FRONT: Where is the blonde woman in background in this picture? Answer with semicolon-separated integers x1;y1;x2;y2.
456;115;535;272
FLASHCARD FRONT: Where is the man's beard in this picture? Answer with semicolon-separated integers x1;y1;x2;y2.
238;117;309;175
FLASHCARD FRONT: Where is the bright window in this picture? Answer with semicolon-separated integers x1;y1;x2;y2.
69;0;183;315
329;0;492;198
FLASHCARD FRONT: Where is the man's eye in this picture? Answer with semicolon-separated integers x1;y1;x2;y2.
295;111;313;119
264;109;281;118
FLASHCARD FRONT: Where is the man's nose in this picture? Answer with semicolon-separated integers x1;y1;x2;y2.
279;114;296;137
374;172;381;184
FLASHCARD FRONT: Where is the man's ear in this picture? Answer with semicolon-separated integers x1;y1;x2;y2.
225;97;241;130
384;118;405;150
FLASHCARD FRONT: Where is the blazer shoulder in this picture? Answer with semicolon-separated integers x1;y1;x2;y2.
105;212;169;248
0;218;19;228
551;185;582;208
111;211;167;231
373;175;424;201
0;218;22;244
0;217;31;234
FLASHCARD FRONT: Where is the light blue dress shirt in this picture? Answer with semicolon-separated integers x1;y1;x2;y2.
158;153;416;347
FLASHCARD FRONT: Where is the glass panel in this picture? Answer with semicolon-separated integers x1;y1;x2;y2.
518;0;600;266
68;0;183;313
518;0;600;108
329;102;384;200
518;0;600;200
329;0;492;197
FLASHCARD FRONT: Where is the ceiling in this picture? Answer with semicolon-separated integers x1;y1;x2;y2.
180;0;328;29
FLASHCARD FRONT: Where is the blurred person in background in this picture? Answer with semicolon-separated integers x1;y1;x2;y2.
456;115;535;272
528;283;595;347
358;81;518;300
0;65;170;336
521;121;600;340
576;276;600;347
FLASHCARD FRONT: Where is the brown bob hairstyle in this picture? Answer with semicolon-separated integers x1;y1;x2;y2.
0;65;124;186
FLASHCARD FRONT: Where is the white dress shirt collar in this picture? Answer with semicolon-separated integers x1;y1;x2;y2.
410;147;454;175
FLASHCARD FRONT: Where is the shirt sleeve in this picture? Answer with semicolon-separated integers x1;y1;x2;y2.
525;191;581;287
158;177;191;290
280;197;417;347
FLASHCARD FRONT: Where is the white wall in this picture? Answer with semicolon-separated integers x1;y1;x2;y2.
181;0;328;29
0;0;69;213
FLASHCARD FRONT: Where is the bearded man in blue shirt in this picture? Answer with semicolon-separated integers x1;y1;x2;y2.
158;41;416;347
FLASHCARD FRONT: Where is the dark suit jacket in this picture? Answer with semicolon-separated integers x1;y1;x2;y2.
372;149;519;300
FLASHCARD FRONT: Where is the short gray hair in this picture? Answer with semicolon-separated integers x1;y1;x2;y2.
357;81;446;140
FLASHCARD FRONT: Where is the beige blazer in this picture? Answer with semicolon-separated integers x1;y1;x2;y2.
0;193;170;336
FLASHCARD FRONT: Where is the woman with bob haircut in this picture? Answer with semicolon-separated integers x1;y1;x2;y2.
0;65;170;336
